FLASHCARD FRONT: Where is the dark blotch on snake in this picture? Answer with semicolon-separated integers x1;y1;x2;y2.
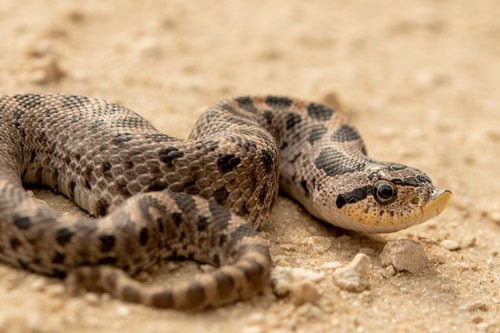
62;95;90;108
315;148;366;176
12;215;32;230
102;161;112;172
238;260;265;289
197;216;209;231
122;285;142;303
99;235;116;252
186;282;206;307
236;96;258;113
98;257;118;265
51;252;65;264
301;179;309;195
286;113;302;130
94;198;108;217
217;153;241;173
156;218;165;233
171;191;197;213
308;125;327;144
55;228;74;246
230;224;256;240
307;102;334;121
212;254;221;266
262;110;273;124
9;237;21;249
112;133;133;145
265;96;293;108
171;212;183;228
336;185;373;209
152;290;174;308
331;124;361;142
215;271;236;299
260;149;274;173
14;94;43;109
218;234;227;247
139;227;149;246
159;146;184;167
213;187;229;205
208;200;231;227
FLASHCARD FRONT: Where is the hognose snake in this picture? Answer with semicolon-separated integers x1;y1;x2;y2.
0;94;451;310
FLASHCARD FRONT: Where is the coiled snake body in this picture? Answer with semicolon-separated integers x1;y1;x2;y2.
0;94;450;310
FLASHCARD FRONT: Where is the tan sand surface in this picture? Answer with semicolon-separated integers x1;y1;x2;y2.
0;1;498;332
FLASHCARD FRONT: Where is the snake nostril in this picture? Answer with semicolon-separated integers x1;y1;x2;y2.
411;196;420;205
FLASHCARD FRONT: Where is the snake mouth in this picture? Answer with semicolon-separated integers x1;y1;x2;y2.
421;188;452;221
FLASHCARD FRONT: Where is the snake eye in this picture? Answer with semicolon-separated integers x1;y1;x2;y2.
374;180;397;204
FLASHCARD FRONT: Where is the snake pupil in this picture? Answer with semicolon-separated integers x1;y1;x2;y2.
374;180;397;204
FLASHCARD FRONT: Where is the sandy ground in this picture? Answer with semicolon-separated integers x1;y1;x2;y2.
0;0;499;332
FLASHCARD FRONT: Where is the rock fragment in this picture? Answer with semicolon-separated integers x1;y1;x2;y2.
332;253;371;292
440;239;460;251
380;239;428;273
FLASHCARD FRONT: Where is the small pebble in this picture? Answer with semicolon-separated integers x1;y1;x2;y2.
477;322;492;332
247;312;265;323
380;239;428;273
440;239;460;251
28;277;48;292
115;305;131;317
488;212;500;225
332;253;371;292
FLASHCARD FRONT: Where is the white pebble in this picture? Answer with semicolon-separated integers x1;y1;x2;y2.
28;277;48;292
477;322;492;332
488;212;500;225
380;239;428;273
440;239;460;251
332;253;371;292
115;305;131;316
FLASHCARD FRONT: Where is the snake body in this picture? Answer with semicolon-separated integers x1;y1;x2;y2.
0;94;450;309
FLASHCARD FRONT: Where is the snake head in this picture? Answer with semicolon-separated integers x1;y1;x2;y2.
313;163;451;233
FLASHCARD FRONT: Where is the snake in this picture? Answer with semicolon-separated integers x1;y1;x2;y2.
0;94;451;310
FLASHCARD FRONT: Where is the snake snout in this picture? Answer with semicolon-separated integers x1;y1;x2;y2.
421;188;452;220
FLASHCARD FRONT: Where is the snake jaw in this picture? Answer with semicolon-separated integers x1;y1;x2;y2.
420;188;452;222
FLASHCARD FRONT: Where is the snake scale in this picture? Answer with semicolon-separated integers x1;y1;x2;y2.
0;94;451;310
